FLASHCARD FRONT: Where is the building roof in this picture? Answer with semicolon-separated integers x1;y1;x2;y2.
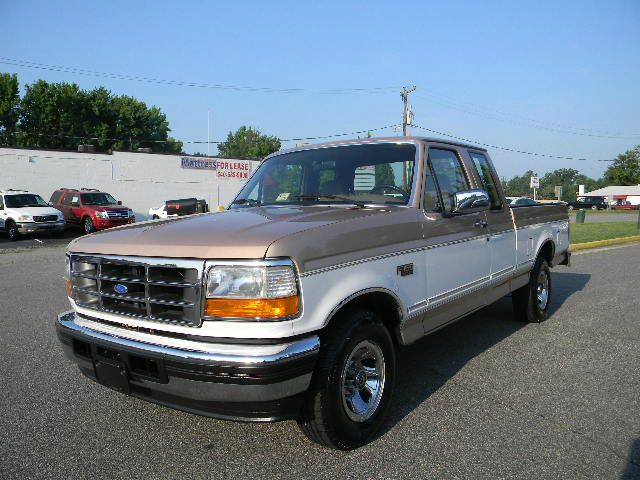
585;185;640;197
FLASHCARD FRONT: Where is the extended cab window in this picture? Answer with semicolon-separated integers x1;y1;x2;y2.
427;148;469;212
469;151;502;210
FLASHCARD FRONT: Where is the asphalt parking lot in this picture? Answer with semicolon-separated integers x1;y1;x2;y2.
1;243;639;479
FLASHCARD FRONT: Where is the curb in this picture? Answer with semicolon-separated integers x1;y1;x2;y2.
571;235;640;251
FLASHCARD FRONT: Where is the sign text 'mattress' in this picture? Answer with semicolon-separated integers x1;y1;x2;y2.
180;157;253;179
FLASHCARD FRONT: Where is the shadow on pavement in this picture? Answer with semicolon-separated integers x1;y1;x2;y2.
547;271;591;316
383;269;591;435
621;437;640;479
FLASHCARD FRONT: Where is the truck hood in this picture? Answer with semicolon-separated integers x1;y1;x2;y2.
68;205;394;259
10;206;62;218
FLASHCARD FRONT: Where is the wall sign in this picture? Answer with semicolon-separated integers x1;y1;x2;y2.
180;157;253;179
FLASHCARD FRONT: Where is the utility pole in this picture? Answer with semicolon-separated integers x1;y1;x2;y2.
400;86;416;187
400;86;416;136
207;110;211;158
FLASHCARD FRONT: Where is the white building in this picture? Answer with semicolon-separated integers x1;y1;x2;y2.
0;147;259;219
583;185;640;206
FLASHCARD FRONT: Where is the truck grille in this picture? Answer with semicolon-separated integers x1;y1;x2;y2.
106;210;129;218
34;215;58;222
69;255;204;327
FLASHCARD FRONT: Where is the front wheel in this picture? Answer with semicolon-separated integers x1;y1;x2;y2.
512;257;552;323
6;221;19;241
82;217;95;234
298;308;396;450
591;205;598;211
568;205;574;211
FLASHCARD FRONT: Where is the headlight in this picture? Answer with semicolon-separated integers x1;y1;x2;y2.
17;214;32;222
204;262;299;320
95;211;108;219
64;255;72;297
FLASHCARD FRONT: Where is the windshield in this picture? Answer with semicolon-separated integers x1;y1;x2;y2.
4;194;49;208
231;143;416;208
81;193;118;206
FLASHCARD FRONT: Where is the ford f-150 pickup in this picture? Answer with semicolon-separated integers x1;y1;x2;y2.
56;137;570;450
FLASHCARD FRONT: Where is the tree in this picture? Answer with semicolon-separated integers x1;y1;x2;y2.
217;126;281;160
504;170;537;197
0;73;19;146
602;146;640;186
6;73;182;153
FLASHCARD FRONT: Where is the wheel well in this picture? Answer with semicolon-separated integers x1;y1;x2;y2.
538;240;555;265
325;291;403;345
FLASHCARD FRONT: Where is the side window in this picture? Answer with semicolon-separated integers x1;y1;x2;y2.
61;194;72;206
428;148;469;212
423;167;442;212
50;191;62;204
469;151;502;210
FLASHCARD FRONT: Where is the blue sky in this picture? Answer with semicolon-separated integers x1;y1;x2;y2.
1;0;639;178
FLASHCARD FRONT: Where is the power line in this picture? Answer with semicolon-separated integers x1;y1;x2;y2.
414;92;640;140
13;124;399;145
412;124;614;162
0;57;401;95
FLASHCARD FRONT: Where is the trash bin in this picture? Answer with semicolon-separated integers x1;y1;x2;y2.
576;209;586;224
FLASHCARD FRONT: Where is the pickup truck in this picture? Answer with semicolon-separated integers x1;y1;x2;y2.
56;137;570;450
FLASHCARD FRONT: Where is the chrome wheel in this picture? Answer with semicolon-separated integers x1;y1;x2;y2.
7;222;17;240
340;340;386;423
536;270;549;310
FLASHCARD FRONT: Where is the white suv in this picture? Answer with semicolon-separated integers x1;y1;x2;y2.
0;189;65;240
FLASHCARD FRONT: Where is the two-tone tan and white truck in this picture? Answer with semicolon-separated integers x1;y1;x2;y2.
57;137;570;449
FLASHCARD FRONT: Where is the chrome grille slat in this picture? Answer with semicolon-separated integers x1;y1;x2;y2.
70;254;204;327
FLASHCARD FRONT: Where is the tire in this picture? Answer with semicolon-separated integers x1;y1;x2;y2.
82;217;95;234
6;221;19;241
512;257;552;323
568;205;574;211
297;308;396;450
152;215;159;220
591;205;598;211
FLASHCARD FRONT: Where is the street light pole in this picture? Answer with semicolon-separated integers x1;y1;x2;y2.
207;110;211;158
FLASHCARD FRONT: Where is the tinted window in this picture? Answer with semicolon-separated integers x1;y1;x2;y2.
469;151;502;210
61;194;78;206
4;194;48;208
427;149;469;212
50;191;63;204
232;143;416;207
0;196;4;208
81;193;117;205
423;167;442;212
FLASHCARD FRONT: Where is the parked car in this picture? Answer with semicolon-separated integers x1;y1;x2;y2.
611;201;639;211
567;196;607;211
149;198;209;220
0;189;65;240
56;138;570;449
50;188;135;234
506;196;538;206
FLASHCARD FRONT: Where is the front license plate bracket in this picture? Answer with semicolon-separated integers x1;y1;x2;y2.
94;360;130;394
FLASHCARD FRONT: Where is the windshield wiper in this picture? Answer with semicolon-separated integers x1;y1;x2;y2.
231;198;262;207
291;194;367;208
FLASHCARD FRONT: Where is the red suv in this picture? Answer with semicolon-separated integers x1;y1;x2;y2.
50;188;135;234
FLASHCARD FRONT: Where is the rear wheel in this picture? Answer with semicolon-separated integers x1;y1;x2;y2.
513;257;552;323
591;205;598;211
82;217;95;234
298;308;396;450
6;221;19;241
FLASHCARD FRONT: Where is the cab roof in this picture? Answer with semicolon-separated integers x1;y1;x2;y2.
273;136;488;157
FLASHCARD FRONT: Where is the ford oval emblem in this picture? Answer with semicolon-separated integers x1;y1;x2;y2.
114;284;128;295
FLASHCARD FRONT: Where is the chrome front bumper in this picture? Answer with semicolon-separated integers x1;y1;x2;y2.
56;311;320;421
17;221;65;233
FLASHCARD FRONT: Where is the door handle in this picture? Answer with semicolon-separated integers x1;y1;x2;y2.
474;220;488;228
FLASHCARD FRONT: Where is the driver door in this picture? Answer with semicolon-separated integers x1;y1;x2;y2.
420;146;491;334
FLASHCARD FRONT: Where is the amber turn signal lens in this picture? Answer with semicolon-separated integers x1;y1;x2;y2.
65;279;72;297
205;296;299;319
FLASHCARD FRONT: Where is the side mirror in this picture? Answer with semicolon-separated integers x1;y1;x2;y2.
117;200;122;205
451;189;490;215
